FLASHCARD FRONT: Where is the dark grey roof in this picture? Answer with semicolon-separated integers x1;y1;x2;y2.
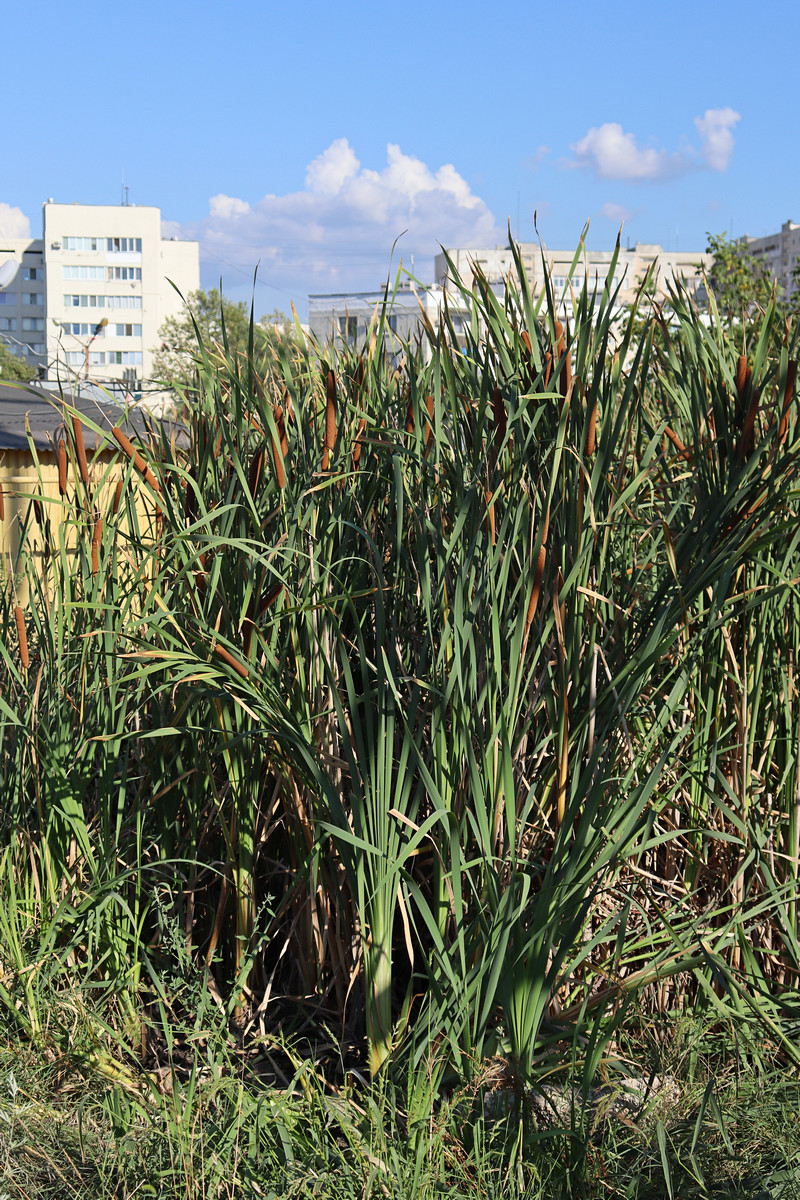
0;382;174;452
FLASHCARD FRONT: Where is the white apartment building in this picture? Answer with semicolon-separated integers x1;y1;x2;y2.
434;242;712;309
309;280;469;360
0;201;199;387
742;221;800;303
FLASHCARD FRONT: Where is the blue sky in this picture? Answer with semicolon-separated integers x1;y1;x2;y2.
2;0;797;318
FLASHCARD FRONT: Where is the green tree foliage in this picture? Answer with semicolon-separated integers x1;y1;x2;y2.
705;231;776;321
152;287;295;386
0;340;36;382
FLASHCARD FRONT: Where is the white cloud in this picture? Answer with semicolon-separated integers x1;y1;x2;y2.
599;202;635;223
695;108;740;171
209;194;251;219
567;109;741;182
570;124;677;181
174;140;499;300
0;203;31;239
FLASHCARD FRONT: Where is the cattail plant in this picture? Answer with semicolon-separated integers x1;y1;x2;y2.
322;369;336;470
111;426;161;495
72;414;90;490
14;607;28;671
352;417;367;470
58;439;68;497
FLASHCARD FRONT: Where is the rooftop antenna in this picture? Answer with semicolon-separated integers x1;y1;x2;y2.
121;172;129;207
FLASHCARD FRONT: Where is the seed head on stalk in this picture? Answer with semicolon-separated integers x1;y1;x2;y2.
111;426;161;496
14;607;29;671
72;415;90;489
778;360;797;446
271;404;288;489
58;439;68;496
248;443;265;496
322;369;336;470
91;514;103;576
555;320;572;398
492;384;506;453
352;417;367;470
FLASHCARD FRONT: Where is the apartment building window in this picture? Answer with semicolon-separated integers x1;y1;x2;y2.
338;315;357;344
0;318;16;331
23;267;41;281
22;318;44;331
108;351;142;365
114;323;142;337
60;322;105;337
106;266;141;281
64;294;104;308
107;237;142;253
0;293;17;305
66;351;106;366
25;343;45;355
24;293;43;306
63;266;105;280
64;237;103;251
63;294;143;309
106;295;141;308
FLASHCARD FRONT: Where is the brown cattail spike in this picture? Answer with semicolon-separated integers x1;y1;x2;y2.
664;425;691;463
425;394;434;450
277;405;289;458
353;417;367;470
405;397;415;435
72;415;90;488
111;426;161;494
112;479;124;516
735;355;751;419
779;360;797;445
323;370;336;470
555;321;572;398
92;515;103;547
248;444;265;496
492;385;506;452
14;607;29;670
58;440;68;496
585;401;597;457
738;386;761;464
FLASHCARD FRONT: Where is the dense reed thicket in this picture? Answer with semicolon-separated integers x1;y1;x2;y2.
2;242;800;1171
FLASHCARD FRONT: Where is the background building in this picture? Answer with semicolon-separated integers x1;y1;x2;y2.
742;221;800;304
435;242;712;309
309;280;469;359
0;201;199;388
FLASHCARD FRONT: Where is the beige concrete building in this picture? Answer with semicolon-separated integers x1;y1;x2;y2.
0;201;199;389
434;242;712;309
742;221;800;304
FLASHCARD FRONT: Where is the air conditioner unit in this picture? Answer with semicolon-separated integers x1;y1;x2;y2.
51;241;61;250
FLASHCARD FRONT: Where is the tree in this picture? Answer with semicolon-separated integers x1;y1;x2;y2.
0;340;36;382
151;288;296;386
704;231;776;322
